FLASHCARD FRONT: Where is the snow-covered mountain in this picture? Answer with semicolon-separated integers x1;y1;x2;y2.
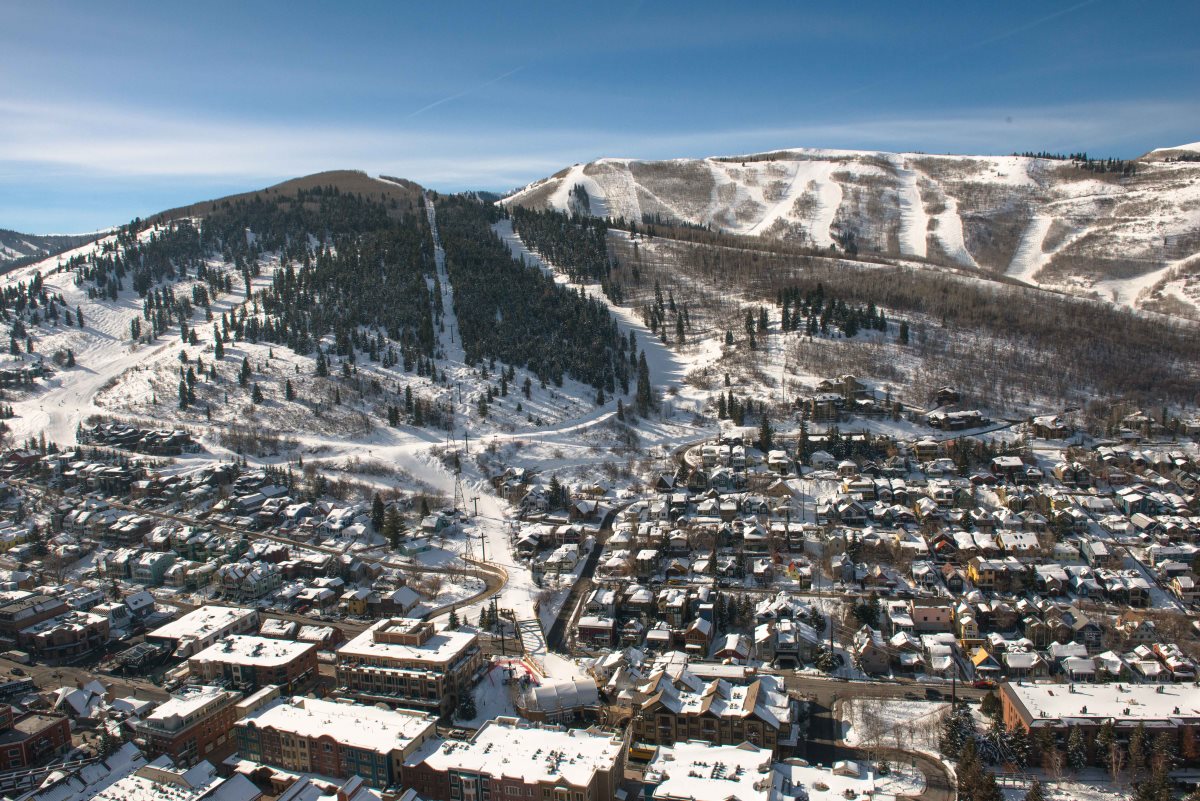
505;145;1200;317
0;229;100;271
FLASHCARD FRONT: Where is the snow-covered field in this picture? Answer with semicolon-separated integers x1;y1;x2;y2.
840;698;949;752
999;771;1137;801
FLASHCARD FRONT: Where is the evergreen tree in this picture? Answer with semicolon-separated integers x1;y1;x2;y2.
213;326;224;359
548;476;565;510
371;494;385;533
1007;725;1031;768
448;609;460;629
1067;726;1087;773
1096;720;1117;768
1023;780;1045;801
1130;722;1149;779
1150;730;1177;775
1135;767;1171;801
178;380;189;410
956;739;1002;801
758;414;774;452
285;379;295;401
980;691;1001;720
898;320;909;345
456;691;477;721
939;701;978;760
239;356;251;386
635;351;653;415
383;507;402;549
251;383;264;404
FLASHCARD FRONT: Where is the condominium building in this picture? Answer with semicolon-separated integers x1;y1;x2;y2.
335;618;482;716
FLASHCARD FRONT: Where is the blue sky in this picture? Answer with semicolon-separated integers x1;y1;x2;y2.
2;0;1197;232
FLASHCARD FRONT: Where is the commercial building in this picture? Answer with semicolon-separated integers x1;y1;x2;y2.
235;696;437;788
88;755;261;801
404;717;625;801
0;705;71;770
18;611;110;663
1000;680;1200;763
0;593;69;642
130;685;243;766
187;635;318;692
146;605;260;658
335;618;482;716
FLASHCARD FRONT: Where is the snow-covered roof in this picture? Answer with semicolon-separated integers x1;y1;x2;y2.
647;741;774;801
189;634;316;668
338;618;477;666
417;717;623;788
238;696;435;755
90;757;258;801
147;605;258;643
1005;681;1200;725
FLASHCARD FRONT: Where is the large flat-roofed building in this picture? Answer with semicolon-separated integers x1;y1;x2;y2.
235;696;437;789
0;592;69;642
0;704;71;770
335;618;482;716
147;605;260;658
130;685;243;766
187;635;318;692
645;742;776;801
1000;681;1200;763
18;611;110;663
403;717;625;801
89;755;261;801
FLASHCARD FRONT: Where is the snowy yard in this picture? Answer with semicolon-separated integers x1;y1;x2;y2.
453;657;526;728
840;698;949;752
999;770;1137;801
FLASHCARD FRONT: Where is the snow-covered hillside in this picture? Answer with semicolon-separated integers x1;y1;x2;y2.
505;147;1200;318
0;229;100;271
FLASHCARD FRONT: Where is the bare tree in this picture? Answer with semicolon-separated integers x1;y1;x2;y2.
1109;741;1127;786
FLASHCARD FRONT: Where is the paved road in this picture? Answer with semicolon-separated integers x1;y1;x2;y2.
546;540;605;651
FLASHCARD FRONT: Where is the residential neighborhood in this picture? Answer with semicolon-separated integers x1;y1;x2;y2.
0;393;1191;801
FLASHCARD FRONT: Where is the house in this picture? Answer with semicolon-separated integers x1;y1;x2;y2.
852;627;889;675
1172;575;1197;604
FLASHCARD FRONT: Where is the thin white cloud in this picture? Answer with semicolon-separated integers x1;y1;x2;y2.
1;95;1197;194
406;66;526;118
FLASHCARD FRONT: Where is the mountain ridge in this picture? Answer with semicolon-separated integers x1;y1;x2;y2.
0;229;103;272
503;144;1200;318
